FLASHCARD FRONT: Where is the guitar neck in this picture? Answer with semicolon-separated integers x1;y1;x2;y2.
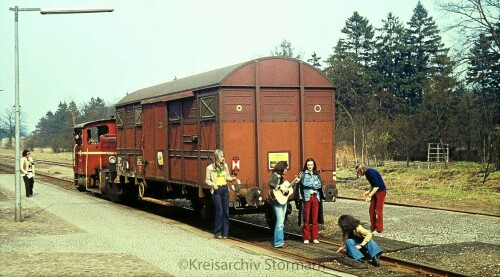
282;172;302;188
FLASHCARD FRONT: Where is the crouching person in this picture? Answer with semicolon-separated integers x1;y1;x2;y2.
336;214;382;267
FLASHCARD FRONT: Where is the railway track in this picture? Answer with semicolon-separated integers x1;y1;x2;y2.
132;196;469;276
227;218;469;277
148;202;473;276
0;158;494;276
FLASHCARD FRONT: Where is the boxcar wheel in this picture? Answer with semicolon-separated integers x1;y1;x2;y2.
188;189;202;214
200;204;215;221
138;181;146;200
76;177;86;192
103;180;120;203
191;198;203;214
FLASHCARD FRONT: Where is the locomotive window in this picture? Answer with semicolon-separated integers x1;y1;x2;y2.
135;108;142;126
168;101;181;122
87;125;109;144
73;129;82;146
116;109;124;128
200;96;217;119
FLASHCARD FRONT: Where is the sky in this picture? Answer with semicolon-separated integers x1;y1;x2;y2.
0;0;445;133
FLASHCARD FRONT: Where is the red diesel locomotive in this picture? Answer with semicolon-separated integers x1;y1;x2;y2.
73;119;122;200
73;57;337;224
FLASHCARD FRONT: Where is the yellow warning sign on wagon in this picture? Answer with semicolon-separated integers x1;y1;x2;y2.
268;152;290;169
157;151;164;166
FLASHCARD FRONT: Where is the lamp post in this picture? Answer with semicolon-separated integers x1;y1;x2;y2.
9;6;113;222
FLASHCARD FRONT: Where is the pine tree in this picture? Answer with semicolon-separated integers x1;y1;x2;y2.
271;39;302;59
80;97;113;123
326;11;378;163
307;52;322;69
401;1;448;110
340;11;375;67
467;32;500;95
466;30;500;167
68;101;80;127
373;12;406;116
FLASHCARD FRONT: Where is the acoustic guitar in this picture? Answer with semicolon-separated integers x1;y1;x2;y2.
269;172;303;205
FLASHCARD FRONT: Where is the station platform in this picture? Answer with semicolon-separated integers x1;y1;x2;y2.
0;174;350;277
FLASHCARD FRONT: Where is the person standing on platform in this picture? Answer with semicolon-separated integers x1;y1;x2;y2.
296;158;324;244
205;149;236;239
356;164;387;233
20;149;35;197
336;214;383;266
268;161;300;248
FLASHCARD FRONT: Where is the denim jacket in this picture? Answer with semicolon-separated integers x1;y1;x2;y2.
300;170;322;201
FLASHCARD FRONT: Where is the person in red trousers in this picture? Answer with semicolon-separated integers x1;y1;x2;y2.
296;158;324;244
356;164;387;234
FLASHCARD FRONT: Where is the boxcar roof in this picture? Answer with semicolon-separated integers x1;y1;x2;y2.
116;56;334;107
116;60;247;106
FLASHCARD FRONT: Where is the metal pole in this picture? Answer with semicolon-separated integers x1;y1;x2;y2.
9;6;112;222
14;6;21;222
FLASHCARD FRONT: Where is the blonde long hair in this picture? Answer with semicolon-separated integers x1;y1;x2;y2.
213;149;225;170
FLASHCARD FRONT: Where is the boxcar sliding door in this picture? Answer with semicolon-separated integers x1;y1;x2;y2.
167;97;203;184
142;103;167;178
259;88;301;195
198;95;218;196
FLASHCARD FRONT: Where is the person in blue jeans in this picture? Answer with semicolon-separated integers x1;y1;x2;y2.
205;149;236;239
268;161;300;248
336;214;383;266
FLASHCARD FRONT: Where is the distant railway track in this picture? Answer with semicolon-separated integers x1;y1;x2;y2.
0;155;497;219
337;177;499;218
336;195;499;218
0;159;74;186
37;159;73;167
0;155;72;168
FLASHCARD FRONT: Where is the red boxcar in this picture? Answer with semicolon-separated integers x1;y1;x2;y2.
103;57;336;222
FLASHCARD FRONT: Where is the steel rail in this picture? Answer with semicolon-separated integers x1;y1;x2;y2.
336;195;499;217
0;161;474;277
229;218;470;277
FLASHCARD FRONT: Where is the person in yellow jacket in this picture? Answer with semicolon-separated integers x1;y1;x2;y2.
205;149;236;238
336;214;383;266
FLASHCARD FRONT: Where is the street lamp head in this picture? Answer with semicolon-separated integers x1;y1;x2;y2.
40;7;114;14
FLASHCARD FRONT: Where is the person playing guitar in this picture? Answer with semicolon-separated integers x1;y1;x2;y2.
268;161;301;248
269;171;303;205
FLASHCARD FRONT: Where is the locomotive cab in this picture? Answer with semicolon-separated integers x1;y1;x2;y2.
73;119;119;200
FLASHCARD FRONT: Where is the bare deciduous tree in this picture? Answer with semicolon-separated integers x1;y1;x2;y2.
437;0;500;60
